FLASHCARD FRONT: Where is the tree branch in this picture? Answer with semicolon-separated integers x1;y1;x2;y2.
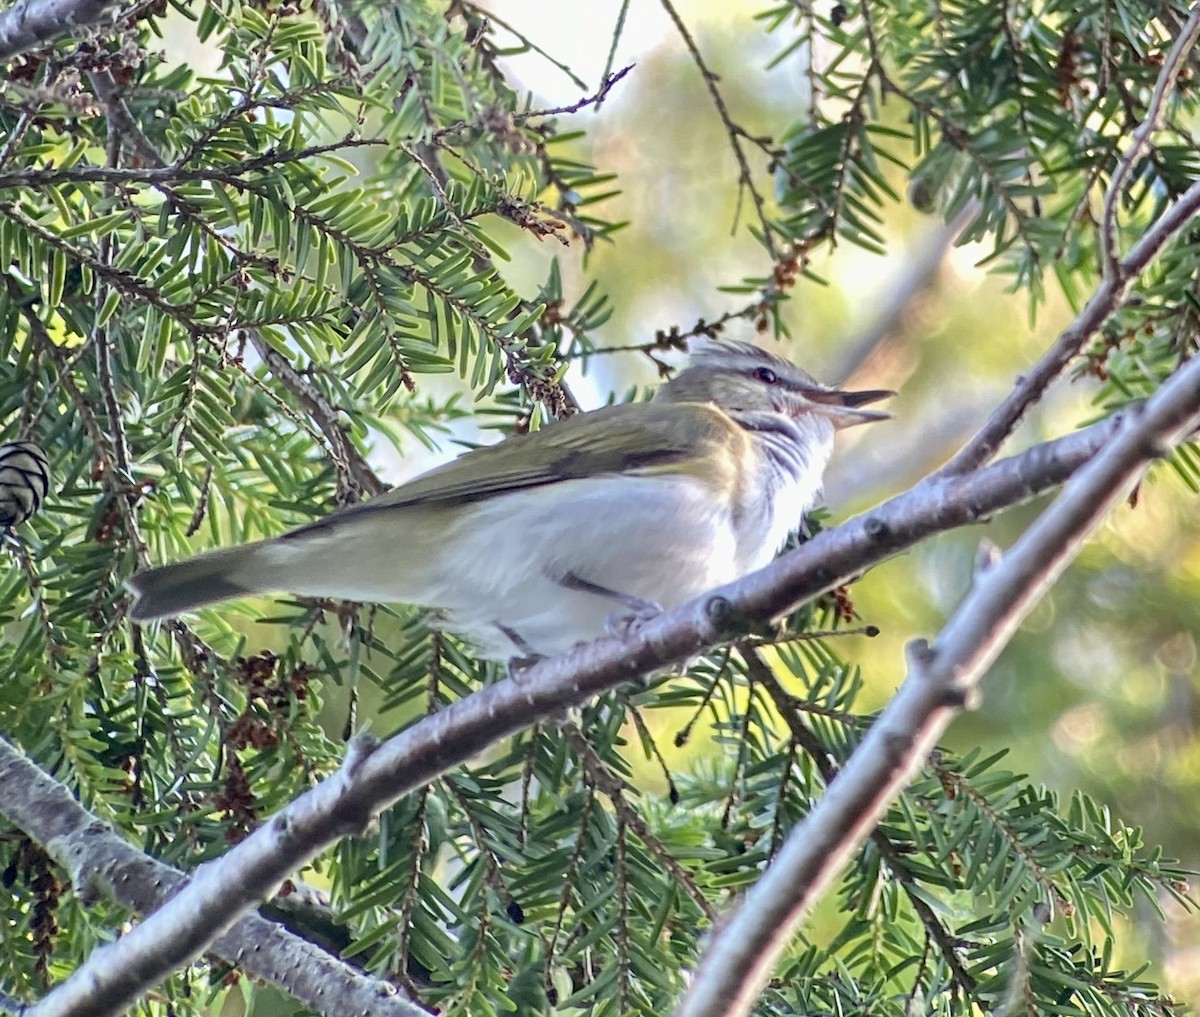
938;173;1200;477
674;352;1200;1017
563;722;719;923
743;648;978;995
86;68;166;169
0;0;121;62
939;8;1200;476
659;0;777;258
0;738;431;1017
1100;8;1200;284
0;138;387;191
245;329;386;501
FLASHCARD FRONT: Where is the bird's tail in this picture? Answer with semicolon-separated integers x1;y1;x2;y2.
126;544;270;621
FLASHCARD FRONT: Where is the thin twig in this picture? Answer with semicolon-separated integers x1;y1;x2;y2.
392;786;429;999
397;140;492;261
1100;8;1200;283
0;107;38;169
614;808;631;1013
544;785;596;987
933;760;1072;914
563;723;719;922
624;702;678;803
441;777;514;908
430;64;634;144
567;303;773;368
0;201;211;340
0;137;386;191
659;0;777;257
516;63;633;120
597;0;632;110
999;8;1044;218
245;329;385;501
742;646;978;995
87;68;165;168
93;128;149;567
939;172;1200;476
457;0;588;91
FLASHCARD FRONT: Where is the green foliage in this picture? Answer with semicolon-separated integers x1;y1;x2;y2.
763;0;1200;340
0;1;1197;1016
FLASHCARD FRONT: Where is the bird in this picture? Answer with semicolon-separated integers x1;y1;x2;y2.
127;341;891;664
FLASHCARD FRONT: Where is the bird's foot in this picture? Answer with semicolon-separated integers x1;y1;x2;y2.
497;622;545;680
506;652;546;681
605;601;662;640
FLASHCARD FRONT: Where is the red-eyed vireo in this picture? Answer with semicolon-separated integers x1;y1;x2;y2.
128;342;891;662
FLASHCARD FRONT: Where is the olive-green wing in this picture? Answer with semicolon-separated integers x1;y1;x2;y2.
283;401;735;537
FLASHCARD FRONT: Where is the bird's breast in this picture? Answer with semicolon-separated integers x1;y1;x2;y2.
731;422;833;571
426;472;744;658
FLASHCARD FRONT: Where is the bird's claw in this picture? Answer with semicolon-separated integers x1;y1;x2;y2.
605;601;662;639
506;653;546;681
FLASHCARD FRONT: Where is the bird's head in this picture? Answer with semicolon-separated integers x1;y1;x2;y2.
657;341;893;429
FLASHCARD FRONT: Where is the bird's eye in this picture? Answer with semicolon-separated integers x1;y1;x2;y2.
753;366;778;384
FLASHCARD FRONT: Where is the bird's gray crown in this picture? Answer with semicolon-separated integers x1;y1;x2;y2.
689;340;783;364
658;341;824;408
689;340;809;376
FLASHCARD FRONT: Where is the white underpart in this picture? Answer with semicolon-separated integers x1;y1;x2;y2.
253;414;835;660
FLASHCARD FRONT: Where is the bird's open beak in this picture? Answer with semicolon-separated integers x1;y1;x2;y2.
805;388;894;429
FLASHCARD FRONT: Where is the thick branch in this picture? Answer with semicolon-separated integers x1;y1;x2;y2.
10;407;1135;1017
0;738;430;1017
0;0;121;61
744;648;978;995
675;354;1200;1017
